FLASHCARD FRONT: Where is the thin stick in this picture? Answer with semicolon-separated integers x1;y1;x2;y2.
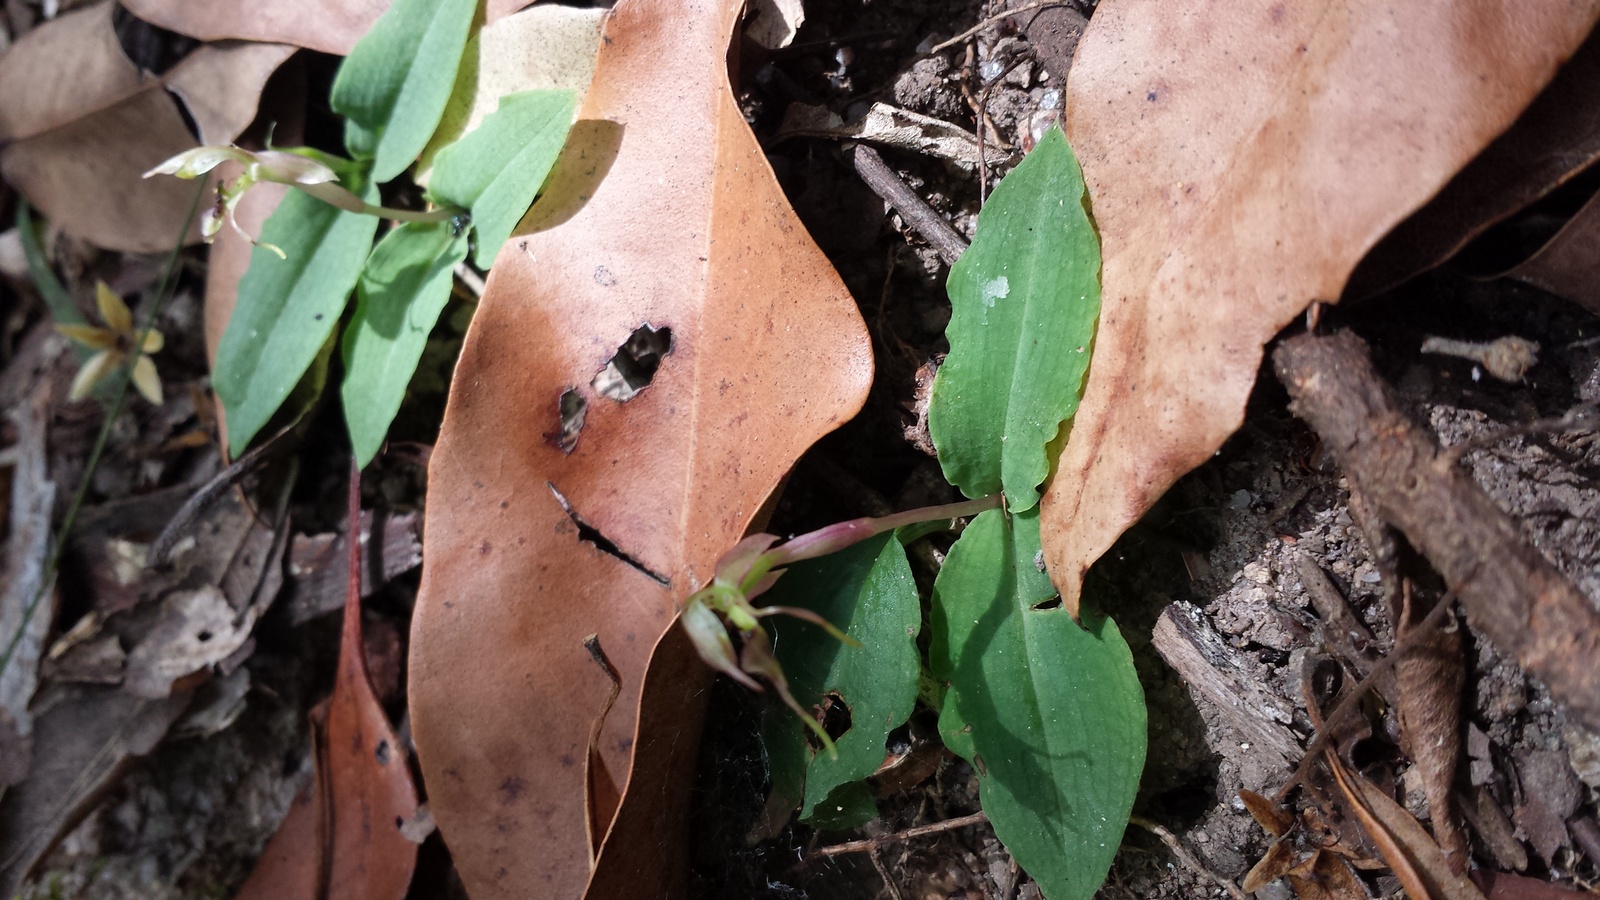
1130;816;1248;900
1275;595;1456;803
453;262;486;299
975;55;1028;203
848;145;969;266
868;846;907;900
811;811;990;858
930;1;1075;54
149;420;300;565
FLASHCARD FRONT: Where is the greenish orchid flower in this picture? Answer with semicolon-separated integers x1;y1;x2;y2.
682;493;1001;757
143;145;461;257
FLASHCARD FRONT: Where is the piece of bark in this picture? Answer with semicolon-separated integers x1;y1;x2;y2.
283;511;422;625
1514;750;1581;865
1272;330;1600;732
1152;603;1301;774
1458;785;1528;872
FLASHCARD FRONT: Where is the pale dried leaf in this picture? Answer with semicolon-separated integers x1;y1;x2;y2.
0;2;289;251
1039;0;1600;616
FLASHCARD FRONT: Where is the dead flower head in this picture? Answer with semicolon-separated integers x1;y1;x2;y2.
56;282;164;405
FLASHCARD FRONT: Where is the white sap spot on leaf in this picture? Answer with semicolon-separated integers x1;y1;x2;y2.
980;275;1009;324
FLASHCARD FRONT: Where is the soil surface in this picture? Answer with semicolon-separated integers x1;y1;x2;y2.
4;0;1600;898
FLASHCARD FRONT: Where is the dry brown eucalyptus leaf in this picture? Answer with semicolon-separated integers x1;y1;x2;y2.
118;0;538;55
1347;27;1600;300
1039;0;1600;617
235;470;418;900
1501;186;1600;317
0;2;288;251
405;0;873;895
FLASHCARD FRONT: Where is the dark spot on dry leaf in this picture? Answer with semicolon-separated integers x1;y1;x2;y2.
593;266;617;286
375;739;391;765
499;775;526;803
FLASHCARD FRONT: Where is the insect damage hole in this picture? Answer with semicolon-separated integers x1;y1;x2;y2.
592;323;672;402
549;387;588;454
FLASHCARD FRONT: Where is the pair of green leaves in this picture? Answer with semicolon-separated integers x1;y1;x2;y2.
213;0;578;465
761;128;1144;900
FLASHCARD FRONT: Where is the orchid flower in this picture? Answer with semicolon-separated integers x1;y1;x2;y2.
144;145;461;258
681;493;1001;757
56;282;164;405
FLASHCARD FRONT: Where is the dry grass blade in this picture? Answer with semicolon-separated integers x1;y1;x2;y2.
1326;752;1485;900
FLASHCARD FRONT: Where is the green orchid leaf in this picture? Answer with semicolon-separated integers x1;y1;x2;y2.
341;220;471;467
428;88;577;268
757;532;921;827
928;125;1101;511
215;168;379;457
930;507;1145;900
330;0;478;182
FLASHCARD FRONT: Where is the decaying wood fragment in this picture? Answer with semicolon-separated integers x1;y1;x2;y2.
1273;330;1600;731
1152;602;1301;775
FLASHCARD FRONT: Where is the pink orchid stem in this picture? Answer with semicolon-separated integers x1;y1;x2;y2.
767;493;1002;567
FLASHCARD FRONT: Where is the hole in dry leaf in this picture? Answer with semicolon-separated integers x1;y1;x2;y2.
196;630;213;642
1032;596;1063;610
592;324;672;402
547;482;670;586
375;739;391;765
547;388;587;454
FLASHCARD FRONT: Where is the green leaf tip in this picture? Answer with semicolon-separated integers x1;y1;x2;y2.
929;125;1101;512
331;0;479;182
215;170;380;457
429;88;578;268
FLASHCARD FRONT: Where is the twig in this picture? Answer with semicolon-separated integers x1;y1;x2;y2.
1275;594;1456;803
1274;330;1600;731
1129;816;1248;900
811;811;990;858
929;1;1076;54
868;846;907;900
149;420;300;565
975;55;1028;203
453;261;486;299
1441;400;1598;468
848;144;969;266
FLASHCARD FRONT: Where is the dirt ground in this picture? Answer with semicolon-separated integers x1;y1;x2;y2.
6;0;1600;898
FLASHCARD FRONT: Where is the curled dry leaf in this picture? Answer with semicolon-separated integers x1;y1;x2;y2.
0;1;292;252
1347;27;1600;301
1039;0;1600;617
406;0;872;896
118;0;541;56
1501;186;1600;318
1328;751;1486;900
